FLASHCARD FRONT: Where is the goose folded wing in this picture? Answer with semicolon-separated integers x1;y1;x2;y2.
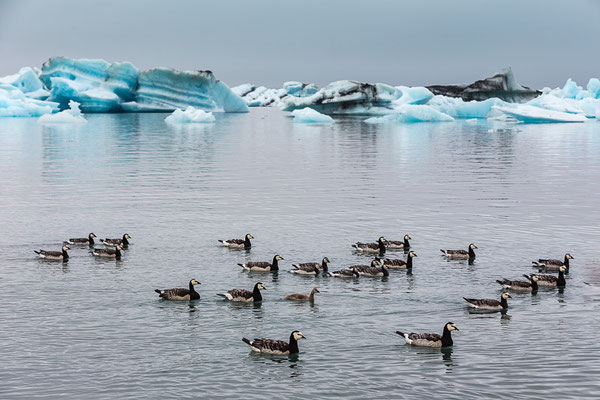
252;338;289;352
465;298;501;307
408;333;441;341
162;288;190;297
247;262;271;268
227;238;245;245
447;249;468;255
538;258;562;265
228;289;253;299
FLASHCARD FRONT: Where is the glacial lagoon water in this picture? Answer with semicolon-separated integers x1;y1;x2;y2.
1;108;600;399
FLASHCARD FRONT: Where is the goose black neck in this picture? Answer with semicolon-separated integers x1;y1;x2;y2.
558;270;566;286
271;257;280;271
88;236;95;245
468;247;476;258
62;249;69;259
382;267;389;277
404;238;410;248
188;281;200;299
407;255;414;269
378;240;386;253
288;334;299;354
441;326;453;347
253;284;263;302
500;296;508;308
531;278;538;291
244;236;251;248
115;248;121;260
321;260;328;273
122;235;129;246
563;256;570;273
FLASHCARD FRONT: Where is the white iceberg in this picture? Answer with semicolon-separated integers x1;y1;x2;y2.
292;107;334;123
38;100;87;124
281;80;397;115
488;105;587;123
0;86;58;117
0;67;50;100
283;81;318;97
232;81;318;107
165;107;216;124
364;105;453;123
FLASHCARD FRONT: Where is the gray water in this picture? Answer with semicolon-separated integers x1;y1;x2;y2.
1;108;600;399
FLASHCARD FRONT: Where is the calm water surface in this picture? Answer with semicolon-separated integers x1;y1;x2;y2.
1;109;599;399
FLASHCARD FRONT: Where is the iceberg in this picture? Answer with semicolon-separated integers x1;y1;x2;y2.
38;100;87;124
232;81;318;107
0;85;58;117
292;107;334;123
165;107;216;124
488;105;587;123
38;57;247;113
122;68;248;113
0;67;50;100
283;81;319;97
364;105;453;124
427;67;540;103
428;96;507;119
281;80;398;115
394;86;433;105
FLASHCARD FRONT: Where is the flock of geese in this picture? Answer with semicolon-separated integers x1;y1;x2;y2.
34;233;573;355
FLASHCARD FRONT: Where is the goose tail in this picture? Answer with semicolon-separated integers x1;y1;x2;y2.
34;250;41;255
395;330;405;337
242;338;252;346
216;293;227;298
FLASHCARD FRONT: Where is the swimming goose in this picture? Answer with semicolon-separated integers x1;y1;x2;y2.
218;234;253;249
385;235;412;250
65;233;96;246
155;279;201;300
381;251;418;269
496;275;539;292
34;245;70;261
396;322;459;348
242;331;305;355
440;243;477;260
91;245;123;260
532;253;573;272
531;266;567;287
238;255;283;272
464;292;511;310
284;287;320;302
354;260;389;277
352;237;387;254
101;234;131;248
291;257;330;275
217;282;265;302
328;266;360;278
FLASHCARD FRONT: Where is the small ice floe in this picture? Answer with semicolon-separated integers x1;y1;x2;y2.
164;106;216;123
488;105;587;123
364;105;453;123
37;100;87;124
292;107;334;123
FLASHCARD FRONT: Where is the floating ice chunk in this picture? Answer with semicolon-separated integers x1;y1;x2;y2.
0;67;50;99
428;96;506;119
123;68;247;113
165;107;216;124
527;95;583;114
394;86;433;105
364;105;453;123
0;86;58;117
292;107;334;123
587;78;600;99
488;105;587;123
38;100;87;124
576;98;600;118
281;80;397;115
283;81;318;97
561;78;582;99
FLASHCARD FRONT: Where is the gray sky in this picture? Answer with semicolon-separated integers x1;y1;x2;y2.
1;0;599;89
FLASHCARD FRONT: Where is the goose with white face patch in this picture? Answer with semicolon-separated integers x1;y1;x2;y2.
290;257;330;275
440;243;477;260
34;245;70;261
531;266;567;287
396;322;459;348
155;279;201;300
218;233;253;249
352;237;387;254
238;255;283;272
496;275;539;292
328;266;360;278
532;253;573;273
217;282;265;302
354;259;389;277
464;292;511;311
380;251;418;269
101;233;131;248
284;287;319;302
385;234;412;251
65;232;96;246
91;245;123;260
242;331;306;355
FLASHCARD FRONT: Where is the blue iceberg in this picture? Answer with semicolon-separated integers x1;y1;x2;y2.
364;105;453;123
292;107;334;123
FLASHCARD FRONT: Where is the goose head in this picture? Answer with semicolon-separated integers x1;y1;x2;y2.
89;233;96;239
404;234;411;240
501;292;512;300
256;282;266;290
408;251;418;258
292;331;306;340
190;279;201;286
445;322;459;331
245;234;254;240
565;253;574;260
62;245;71;251
469;243;478;250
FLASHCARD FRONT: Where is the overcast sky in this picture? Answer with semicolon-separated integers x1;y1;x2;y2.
1;0;599;89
